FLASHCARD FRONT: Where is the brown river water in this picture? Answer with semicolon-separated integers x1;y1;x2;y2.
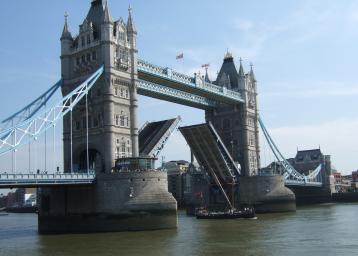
0;203;357;256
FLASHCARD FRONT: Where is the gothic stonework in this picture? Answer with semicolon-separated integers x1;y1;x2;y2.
205;53;260;176
60;0;138;173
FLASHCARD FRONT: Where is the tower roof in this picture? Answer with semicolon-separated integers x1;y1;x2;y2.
103;0;113;23
250;63;257;82
238;57;245;77
61;12;72;40
86;0;105;27
204;69;211;83
127;5;137;33
216;52;238;89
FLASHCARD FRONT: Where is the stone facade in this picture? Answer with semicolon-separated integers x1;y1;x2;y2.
205;53;260;176
288;149;333;189
60;0;138;173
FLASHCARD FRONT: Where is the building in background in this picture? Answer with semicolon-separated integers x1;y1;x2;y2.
0;188;37;208
163;160;189;207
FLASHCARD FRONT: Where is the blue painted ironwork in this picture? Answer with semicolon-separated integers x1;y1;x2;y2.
258;116;323;187
148;116;181;158
137;79;219;109
137;59;244;104
0;172;95;188
0;65;104;157
0;80;62;133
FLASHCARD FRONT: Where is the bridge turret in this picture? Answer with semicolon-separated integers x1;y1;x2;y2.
127;6;139;157
237;58;245;91
60;13;73;80
60;1;139;173
206;53;260;177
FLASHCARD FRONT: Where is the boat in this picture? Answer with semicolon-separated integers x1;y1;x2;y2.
196;207;255;219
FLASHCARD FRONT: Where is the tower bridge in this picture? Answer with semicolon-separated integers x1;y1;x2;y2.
0;0;333;233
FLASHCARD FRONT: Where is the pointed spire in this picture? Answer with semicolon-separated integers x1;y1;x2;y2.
127;5;137;33
103;0;113;24
204;69;211;83
250;63;256;82
61;12;72;40
238;57;245;77
224;48;233;60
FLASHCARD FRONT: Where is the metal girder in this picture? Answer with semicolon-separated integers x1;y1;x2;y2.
0;65;104;157
258;116;323;186
179;123;239;183
0;80;62;133
147;116;182;158
137;79;219;109
137;59;244;104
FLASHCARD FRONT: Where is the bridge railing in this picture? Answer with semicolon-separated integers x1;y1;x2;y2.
137;59;243;102
0;173;96;181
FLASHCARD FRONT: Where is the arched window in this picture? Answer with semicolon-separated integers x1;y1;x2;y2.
223;119;231;129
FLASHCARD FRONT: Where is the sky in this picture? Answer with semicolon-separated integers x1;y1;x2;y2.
1;0;358;178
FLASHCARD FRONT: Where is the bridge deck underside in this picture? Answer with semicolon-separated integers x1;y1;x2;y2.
179;124;234;183
139;118;176;156
138;71;243;105
137;79;217;109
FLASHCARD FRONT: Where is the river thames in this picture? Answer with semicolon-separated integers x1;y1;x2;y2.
0;203;357;256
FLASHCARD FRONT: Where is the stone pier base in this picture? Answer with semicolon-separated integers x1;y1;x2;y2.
287;185;332;205
38;171;177;234
239;175;296;213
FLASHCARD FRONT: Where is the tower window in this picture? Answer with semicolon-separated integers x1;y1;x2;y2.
75;121;80;131
81;36;85;47
120;88;124;97
81;55;85;63
223;119;231;129
114;87;118;96
82;117;86;129
125;89;129;98
87;35;91;45
118;31;125;41
93;116;99;127
114;115;119;126
120;116;125;127
92;51;97;61
76;57;80;65
116;147;120;158
86;53;91;62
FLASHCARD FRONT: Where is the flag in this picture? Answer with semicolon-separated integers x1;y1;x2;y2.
176;53;184;60
201;63;210;69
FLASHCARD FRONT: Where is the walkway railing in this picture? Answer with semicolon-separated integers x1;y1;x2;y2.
0;172;96;187
137;59;244;103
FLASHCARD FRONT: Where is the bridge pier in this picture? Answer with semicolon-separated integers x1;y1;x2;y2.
287;186;332;205
38;171;177;234
239;176;296;213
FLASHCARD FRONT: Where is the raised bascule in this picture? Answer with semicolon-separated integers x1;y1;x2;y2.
0;0;333;233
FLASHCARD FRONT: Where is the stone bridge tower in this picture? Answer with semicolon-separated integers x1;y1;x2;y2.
60;0;139;173
205;53;260;176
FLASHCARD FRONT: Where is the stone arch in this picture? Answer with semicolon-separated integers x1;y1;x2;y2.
74;144;104;174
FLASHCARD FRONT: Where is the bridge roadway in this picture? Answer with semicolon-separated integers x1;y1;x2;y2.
137;59;244;108
0;173;95;188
